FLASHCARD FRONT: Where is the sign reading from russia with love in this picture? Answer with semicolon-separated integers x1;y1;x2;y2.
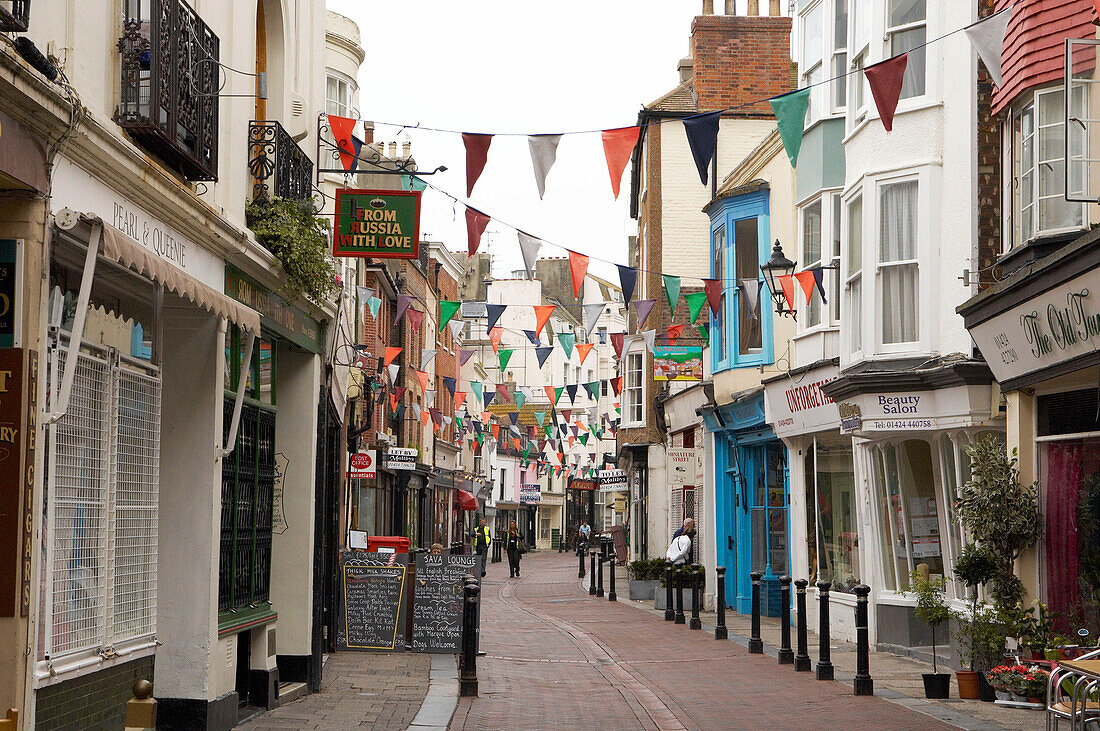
333;189;422;259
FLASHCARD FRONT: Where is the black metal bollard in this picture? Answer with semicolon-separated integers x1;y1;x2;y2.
608;553;617;601
748;571;763;653
777;576;793;664
689;567;702;630
460;577;480;697
589;550;597;596
664;562;675;622
492;538;502;563
853;584;873;696
674;566;686;625
794;579;811;672
578;548;586;578
714;567;728;640
816;580;834;680
596;554;605;597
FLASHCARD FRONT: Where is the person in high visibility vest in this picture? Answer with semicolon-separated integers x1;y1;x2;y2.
473;517;491;576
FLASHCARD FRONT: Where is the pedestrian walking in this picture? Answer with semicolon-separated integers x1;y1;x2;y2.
666;523;694;565
670;518;695;565
505;520;524;577
473;517;491;576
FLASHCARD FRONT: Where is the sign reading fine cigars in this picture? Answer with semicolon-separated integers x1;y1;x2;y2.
333;189;421;259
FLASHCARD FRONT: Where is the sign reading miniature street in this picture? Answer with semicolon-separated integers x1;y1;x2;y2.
386;447;417;471
333;189;421;259
337;552;408;651
410;553;481;653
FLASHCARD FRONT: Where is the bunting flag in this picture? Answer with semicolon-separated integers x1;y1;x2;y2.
535;346;554;367
483;390;496;407
965;7;1013;88
486;304;506;331
558;332;575;358
683;111;722;185
448;319;463;341
583;381;599;400
684;292;708;324
497;349;514;371
811;267;828;303
421;349;438;367
583;303;605;339
533;304;556;337
455;392;467;410
402;173;428;192
394;386;407;402
415;370;430;392
601;126;641;199
395;294;414;324
528;134;561;199
439;301;461;332
697;324;709;346
496;384;514;404
576;342;594;364
611;376;622;396
770;88;811;168
424;389;436;408
515;389;527;408
459;349;476;366
471;381;483;403
327;114;359;171
466;206;491;257
367;296;382;318
430;408;443;428
383;347;403;367
387;363;400;384
462;133;492;197
641;329;656;353
568;250;589;297
523;330;540;344
442;376;457;397
739;280;761;316
390;393;399;411
663;275;681;316
410;402;422;421
667;324;685;345
543;385;556;403
633;299;656;329
616;264;638;303
534;411;547;426
489;326;503;353
776;274;797;312
610;332;625;359
406;308;424;332
701;278;722;316
565;384;578;404
516;232;544;281
865;54;908;132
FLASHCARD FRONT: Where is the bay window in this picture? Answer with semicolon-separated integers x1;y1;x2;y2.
886;0;926;100
801;1;824;121
711;225;725;360
845;195;863;354
832;0;848;111
801;200;823;328
878;180;918;345
735;218;762;355
800;194;843;332
710;190;770;371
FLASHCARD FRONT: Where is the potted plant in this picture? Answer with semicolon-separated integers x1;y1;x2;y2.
910;569;952;698
952;543;998;699
954;604;1008;700
627;559;664;601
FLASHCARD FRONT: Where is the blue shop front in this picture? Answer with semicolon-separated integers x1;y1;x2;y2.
705;388;790;616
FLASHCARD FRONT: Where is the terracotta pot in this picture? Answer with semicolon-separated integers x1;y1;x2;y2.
956;669;981;700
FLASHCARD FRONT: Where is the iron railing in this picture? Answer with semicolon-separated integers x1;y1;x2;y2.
116;0;219;181
0;0;30;32
248;120;313;201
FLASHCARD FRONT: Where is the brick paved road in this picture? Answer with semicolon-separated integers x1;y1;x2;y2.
452;552;953;730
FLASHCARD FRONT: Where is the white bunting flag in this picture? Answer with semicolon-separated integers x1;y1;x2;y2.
583;303;606;340
518;232;543;280
738;279;761;317
528;134;562;199
421;349;438;367
641;329;656;354
965;7;1013;87
448;319;463;341
387;363;400;384
425;390;436;408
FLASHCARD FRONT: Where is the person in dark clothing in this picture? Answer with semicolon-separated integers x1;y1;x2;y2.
472;517;491;576
505;520;523;577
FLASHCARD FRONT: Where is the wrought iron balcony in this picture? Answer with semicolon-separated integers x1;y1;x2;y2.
115;0;219;181
248;120;313;201
0;0;30;32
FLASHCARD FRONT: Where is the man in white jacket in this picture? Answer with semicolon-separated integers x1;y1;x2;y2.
666;528;693;565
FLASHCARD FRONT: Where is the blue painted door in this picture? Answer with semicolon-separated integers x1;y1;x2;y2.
734;442;789;613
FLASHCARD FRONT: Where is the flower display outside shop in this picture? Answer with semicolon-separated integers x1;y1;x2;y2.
987;664;1050;699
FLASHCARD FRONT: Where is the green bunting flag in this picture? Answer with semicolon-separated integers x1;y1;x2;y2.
697;324;709;346
558;332;575;358
438;300;461;332
579;433;589;446
663;275;681;316
515;389;527;408
498;349;514;370
554;386;564;405
534;411;547;426
684;292;708;324
770;88;811;168
471;381;483;403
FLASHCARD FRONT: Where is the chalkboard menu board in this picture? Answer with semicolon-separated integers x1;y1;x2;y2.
337;552;408;651
410;554;481;653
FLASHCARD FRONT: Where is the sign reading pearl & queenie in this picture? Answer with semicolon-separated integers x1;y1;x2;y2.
333;189;421;259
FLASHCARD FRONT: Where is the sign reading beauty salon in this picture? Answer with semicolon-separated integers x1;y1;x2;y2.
968;266;1100;386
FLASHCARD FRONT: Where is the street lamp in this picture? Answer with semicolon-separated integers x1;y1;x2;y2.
759;239;797;320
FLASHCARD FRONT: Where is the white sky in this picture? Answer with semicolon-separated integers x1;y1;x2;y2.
323;0;732;282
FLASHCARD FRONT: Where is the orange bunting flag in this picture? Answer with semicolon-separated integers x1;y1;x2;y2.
415;369;430;392
421;409;431;427
489;326;503;353
390;393;398;411
666;324;684;345
568;436;575;448
576;342;594;364
512;438;522;451
492;424;500;440
601;126;641;199
611;376;622;396
327;114;359;170
794;270;817;306
568;250;589;297
481;411;491;423
544;385;556;403
454;392;467;410
533;305;556;337
777;274;797;312
383;347;403;367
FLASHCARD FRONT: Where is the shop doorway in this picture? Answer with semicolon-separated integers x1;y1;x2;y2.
1045;438;1100;624
733;440;788;614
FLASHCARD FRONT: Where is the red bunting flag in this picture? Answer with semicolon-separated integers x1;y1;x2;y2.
544;385;556;404
383;347;402;367
454;392;467;410
611;332;625;359
492;424;500;440
611;376;622;396
406;308;424;332
666;324;684;345
601;126;641;199
576;342;594;364
489;326;503;353
327;114;358;170
864;54;908;132
390;393;398;411
703;279;723;315
422;409;431;427
777;274;797;312
533;305;556;337
465;206;491;257
415;370;430;392
794;270;817;306
481;410;491;423
462;133;493;197
568;250;589;297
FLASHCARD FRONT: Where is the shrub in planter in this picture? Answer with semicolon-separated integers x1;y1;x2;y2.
954;604;1008;700
910;569;951;699
245;197;338;304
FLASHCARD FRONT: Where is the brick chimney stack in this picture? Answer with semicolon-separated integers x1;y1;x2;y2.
689;0;792;115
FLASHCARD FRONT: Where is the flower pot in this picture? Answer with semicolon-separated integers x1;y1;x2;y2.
956;670;981;700
977;671;997;702
923;673;951;699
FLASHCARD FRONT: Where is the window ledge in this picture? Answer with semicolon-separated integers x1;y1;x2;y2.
844;99;943;144
218;603;277;637
793;326;838;341
34;638;158;687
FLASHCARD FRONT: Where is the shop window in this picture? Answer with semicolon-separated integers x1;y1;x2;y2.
886;0;926;100
749;443;788;576
873;439;943;593
224;325;276;405
807;437;860;592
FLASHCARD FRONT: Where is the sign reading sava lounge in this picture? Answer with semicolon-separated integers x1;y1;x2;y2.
763;363;839;438
969;267;1100;386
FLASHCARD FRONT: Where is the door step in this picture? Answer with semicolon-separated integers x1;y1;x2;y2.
278;681;308;705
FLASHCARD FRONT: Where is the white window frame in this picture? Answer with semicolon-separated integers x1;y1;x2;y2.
843;191;864;359
830;0;849;115
325;71;358;119
884;0;929;104
797;191;843;335
799;197;825;331
622;347;645;427
874;173;923;354
800;0;825;124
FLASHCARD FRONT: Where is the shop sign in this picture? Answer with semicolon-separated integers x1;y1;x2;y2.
763;364;839;437
598;469;627;491
968;266;1100;386
613;495;627;512
386;447;417;471
653;346;703;381
333;189;421;259
225;266;322;353
568;478;596;491
0;348;24;616
348;449;377;480
838;402;862;435
520;483;541;504
668;448;698;486
0;240;21;348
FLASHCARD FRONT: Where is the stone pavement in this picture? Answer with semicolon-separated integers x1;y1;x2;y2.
451;552;969;730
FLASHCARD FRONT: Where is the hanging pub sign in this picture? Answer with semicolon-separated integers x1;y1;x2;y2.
333;189;421;259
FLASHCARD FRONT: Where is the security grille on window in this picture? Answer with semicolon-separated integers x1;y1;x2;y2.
886;0;926;99
46;340;161;659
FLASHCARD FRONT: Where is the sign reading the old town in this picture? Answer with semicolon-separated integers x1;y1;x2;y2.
338;551;408;651
410;553;480;653
333;189;421;259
